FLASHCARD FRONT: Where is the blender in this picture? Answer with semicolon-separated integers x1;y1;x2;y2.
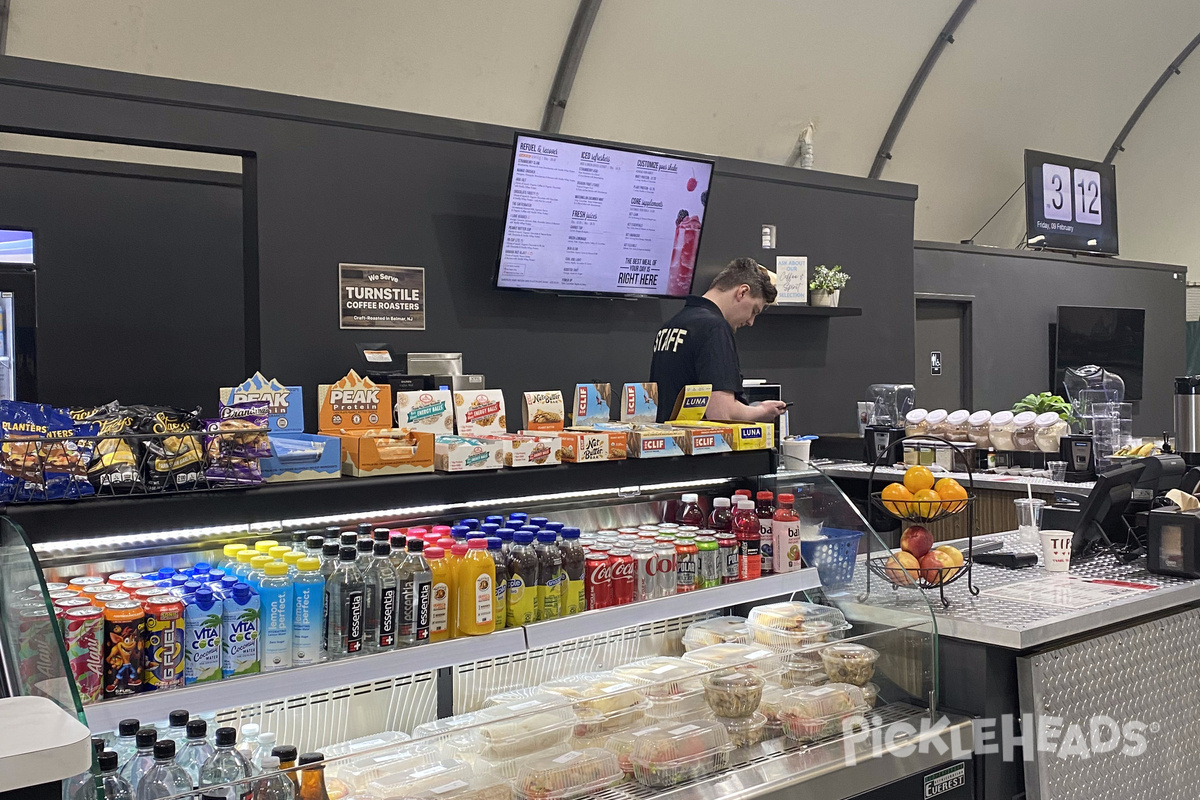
862;383;915;464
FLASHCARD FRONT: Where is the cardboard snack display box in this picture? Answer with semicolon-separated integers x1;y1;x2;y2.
319;370;434;476
395;390;456;435
221;375;341;482
626;424;686;458
434;436;504;473
489;433;562;468
620;383;660;425
670;424;734;455
557;429;627;462
688;420;774;451
572;383;612;426
522;390;566;432
453;389;508;437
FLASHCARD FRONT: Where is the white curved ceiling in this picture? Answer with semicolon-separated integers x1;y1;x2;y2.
5;0;1200;270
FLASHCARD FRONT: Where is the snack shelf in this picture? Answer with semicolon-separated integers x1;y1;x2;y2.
523;568;820;649
6;449;774;543
79;568;818;735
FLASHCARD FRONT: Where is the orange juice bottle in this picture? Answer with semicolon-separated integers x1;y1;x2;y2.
456;539;495;636
426;546;453;643
447;542;467;639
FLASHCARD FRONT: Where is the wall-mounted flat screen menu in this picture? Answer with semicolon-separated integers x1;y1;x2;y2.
1024;150;1118;255
495;133;714;298
0;229;34;264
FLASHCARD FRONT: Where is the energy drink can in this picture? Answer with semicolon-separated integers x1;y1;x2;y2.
16;607;58;692
63;606;104;703
106;572;145;589
103;600;145;698
142;596;184;691
68;576;104;590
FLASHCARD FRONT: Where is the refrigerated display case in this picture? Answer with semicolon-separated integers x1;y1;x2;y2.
0;266;38;402
2;453;973;800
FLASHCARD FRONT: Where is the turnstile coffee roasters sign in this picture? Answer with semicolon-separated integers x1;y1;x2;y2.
339;263;425;330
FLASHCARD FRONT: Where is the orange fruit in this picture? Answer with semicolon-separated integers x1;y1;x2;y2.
903;465;935;494
881;483;914;517
912;489;942;519
935;479;968;513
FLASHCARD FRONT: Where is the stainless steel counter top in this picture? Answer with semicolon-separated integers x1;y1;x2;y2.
819;461;1094;494
850;532;1200;650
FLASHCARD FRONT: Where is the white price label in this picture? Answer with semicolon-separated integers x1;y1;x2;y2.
1042;163;1072;222
669;724;701;735
552;751;584;764
432;780;469;795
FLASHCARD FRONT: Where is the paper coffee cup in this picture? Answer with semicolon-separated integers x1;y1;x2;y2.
1039;530;1072;572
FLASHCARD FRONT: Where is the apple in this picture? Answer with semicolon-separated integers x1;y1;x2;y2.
884;551;920;585
900;525;933;559
918;550;956;585
935;545;964;580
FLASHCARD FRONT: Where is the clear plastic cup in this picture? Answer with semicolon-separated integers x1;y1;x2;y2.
1013;497;1045;547
1047;461;1067;482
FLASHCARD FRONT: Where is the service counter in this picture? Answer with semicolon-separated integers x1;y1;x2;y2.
847;531;1200;800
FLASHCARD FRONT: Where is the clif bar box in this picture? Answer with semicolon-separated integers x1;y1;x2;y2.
685;421;774;451
626;425;686;459
671;424;733;455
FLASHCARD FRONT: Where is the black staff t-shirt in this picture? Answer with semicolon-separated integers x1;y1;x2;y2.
649;296;744;422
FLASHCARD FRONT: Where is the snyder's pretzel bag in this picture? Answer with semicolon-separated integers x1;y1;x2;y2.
72;402;143;494
135;405;206;492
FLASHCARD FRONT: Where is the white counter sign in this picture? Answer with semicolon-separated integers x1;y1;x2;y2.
339;263;425;330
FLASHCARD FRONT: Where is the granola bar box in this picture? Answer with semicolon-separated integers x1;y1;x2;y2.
453;389;508;437
557;429;626;463
490;433;562;468
522;390;566;432
620;383;660;425
340;428;434;476
434;435;504;473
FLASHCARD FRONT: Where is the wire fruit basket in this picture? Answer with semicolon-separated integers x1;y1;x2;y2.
862;435;980;607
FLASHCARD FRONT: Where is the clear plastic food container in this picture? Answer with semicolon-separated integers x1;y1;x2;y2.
628;721;733;788
924;409;949;438
967;410;992;447
411;713;484;760
513;748;624;800
758;686;785;739
861;683;879;708
682;643;784;678
322;730;413;762
1034;412;1070;453
716;712;767;748
1011;411;1039;451
613;657;706;718
944;410;970;442
702;670;764;719
335;742;442;790
680;617;749;650
904;408;928;438
779;684;869;743
402;774;513;800
818;642;880;686
540;672;649;738
474;698;577;759
604;726;660;775
365;759;475;800
483;688;571;709
779;654;828;689
988;410;1015;451
745;602;851;651
475;742;572;781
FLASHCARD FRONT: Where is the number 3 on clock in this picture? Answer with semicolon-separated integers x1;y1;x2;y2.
1072;168;1102;225
1042;163;1072;222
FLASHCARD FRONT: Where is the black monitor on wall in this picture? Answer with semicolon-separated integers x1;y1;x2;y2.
494;133;714;299
1024;150;1118;255
1054;306;1145;401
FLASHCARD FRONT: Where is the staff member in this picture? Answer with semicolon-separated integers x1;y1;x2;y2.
650;257;787;423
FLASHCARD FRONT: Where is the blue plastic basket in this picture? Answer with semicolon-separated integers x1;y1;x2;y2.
800;528;864;587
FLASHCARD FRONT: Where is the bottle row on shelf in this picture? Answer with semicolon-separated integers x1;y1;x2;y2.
25;491;808;705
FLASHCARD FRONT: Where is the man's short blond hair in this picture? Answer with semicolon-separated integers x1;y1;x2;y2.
708;258;778;303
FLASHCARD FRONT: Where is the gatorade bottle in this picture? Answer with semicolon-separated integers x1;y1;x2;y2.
456;539;495;636
426;547;452;643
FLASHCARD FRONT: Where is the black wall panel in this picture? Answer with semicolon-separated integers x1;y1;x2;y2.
0;56;916;433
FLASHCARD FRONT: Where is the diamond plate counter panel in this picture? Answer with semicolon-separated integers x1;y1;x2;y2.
1018;608;1200;800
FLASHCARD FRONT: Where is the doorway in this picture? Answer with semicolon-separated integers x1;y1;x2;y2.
914;296;972;410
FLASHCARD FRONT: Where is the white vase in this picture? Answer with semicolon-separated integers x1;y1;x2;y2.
810;289;840;307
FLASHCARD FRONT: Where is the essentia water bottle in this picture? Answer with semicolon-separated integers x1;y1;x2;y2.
675;493;704;525
731;499;762;581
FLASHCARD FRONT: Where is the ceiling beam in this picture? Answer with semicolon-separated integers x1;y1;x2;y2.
540;0;602;134
0;0;11;56
868;0;975;180
1105;31;1200;163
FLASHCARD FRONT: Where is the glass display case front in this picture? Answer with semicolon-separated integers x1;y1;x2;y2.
2;458;948;800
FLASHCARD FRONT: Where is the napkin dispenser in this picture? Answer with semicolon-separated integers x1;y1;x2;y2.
1147;505;1200;579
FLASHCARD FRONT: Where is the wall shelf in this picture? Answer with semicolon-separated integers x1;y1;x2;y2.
763;306;862;317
